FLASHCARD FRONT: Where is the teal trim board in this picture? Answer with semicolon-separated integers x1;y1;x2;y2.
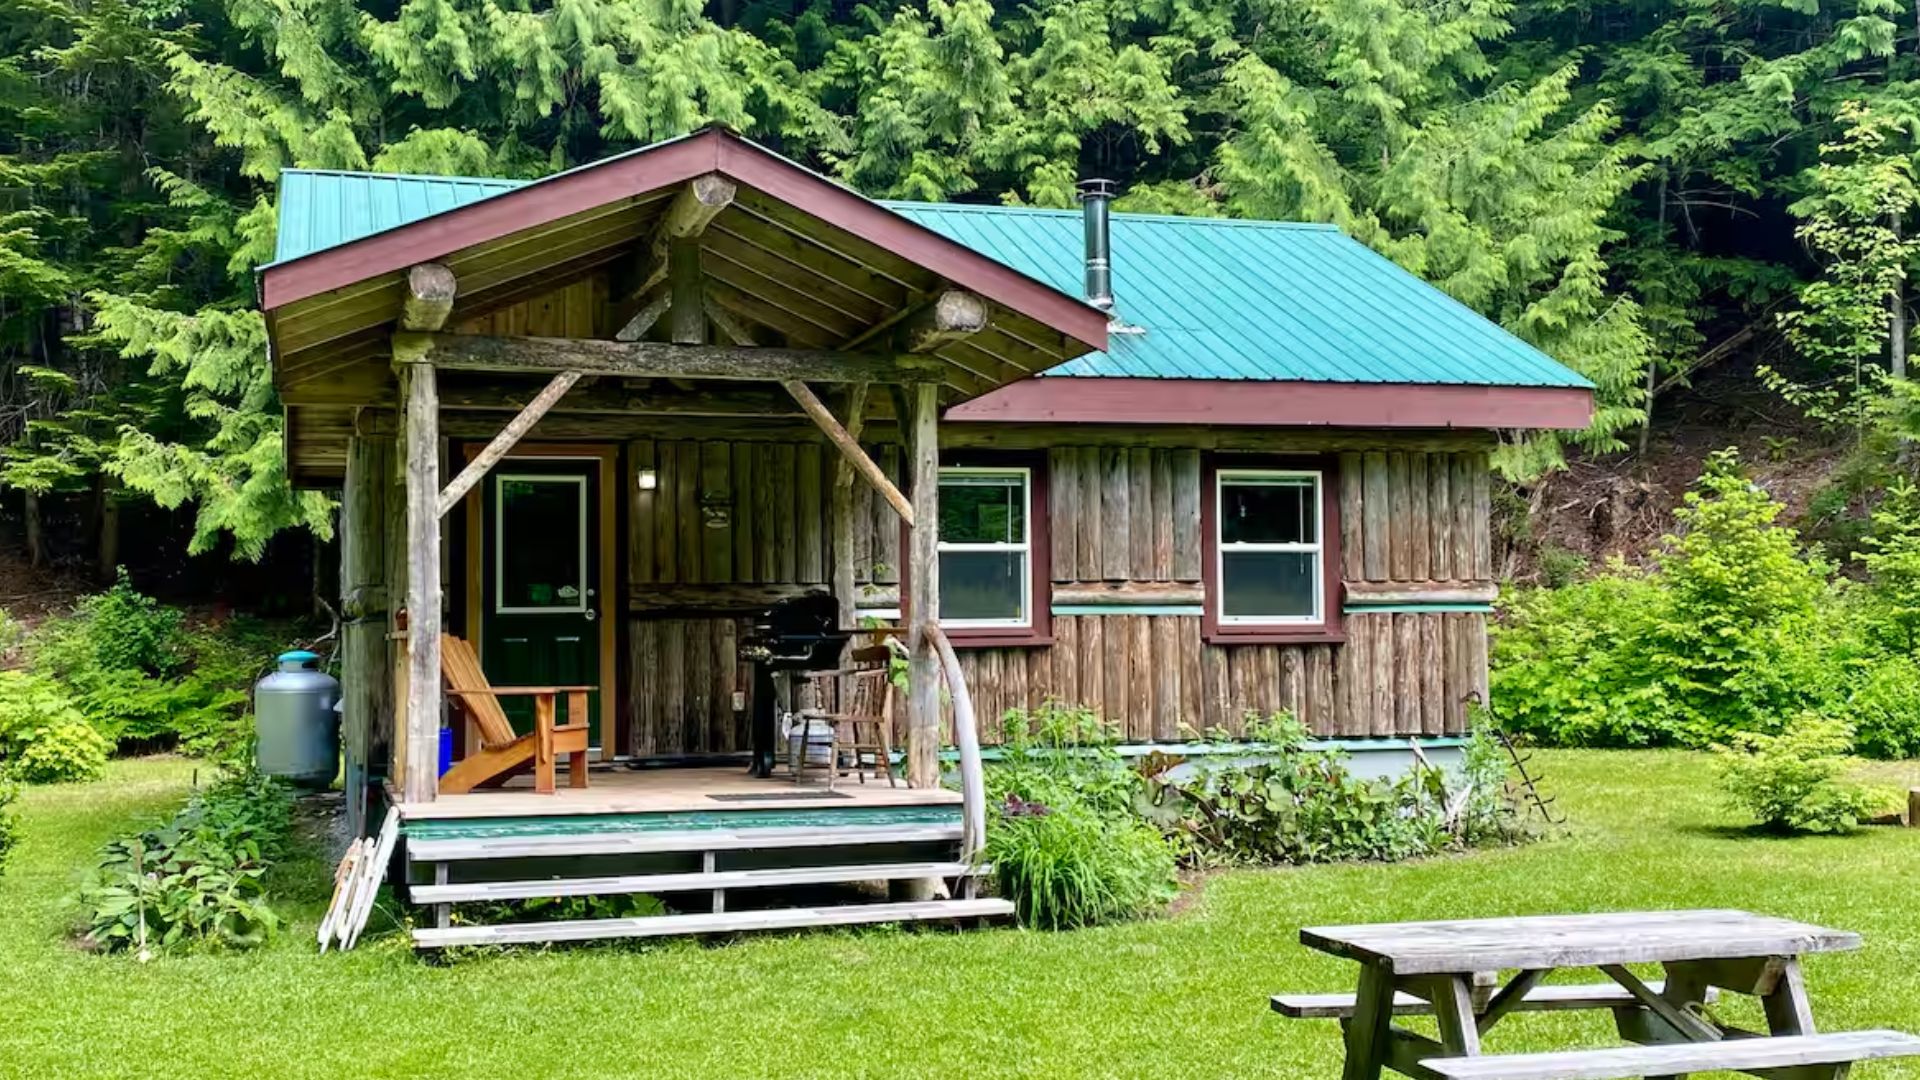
1051;603;1205;616
403;804;961;842
1342;603;1494;614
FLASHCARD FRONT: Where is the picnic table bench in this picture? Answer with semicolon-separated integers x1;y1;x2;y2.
1274;909;1920;1080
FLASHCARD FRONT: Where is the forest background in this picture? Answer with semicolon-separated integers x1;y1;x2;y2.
5;0;1920;584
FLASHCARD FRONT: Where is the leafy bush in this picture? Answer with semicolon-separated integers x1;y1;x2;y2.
1840;655;1920;760
984;703;1524;929
78;770;295;954
986;796;1178;929
0;782;18;875
1496;452;1861;750
12;719;111;784
0;670;110;783
1492;566;1673;746
1652;452;1835;743
986;701;1180;928
1715;715;1880;834
28;574;262;757
1142;719;1523;864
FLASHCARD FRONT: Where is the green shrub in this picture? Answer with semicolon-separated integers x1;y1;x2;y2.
11;719;111;784
986;797;1178;929
1495;452;1859;750
1841;655;1920;760
0;782;18;875
1715;715;1879;834
990;700;1141;819
78;770;294;954
0;670;110;783
1854;478;1920;655
28;575;263;757
1652;451;1835;744
1492;565;1673;746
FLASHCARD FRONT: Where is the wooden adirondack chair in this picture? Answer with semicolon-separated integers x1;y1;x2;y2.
437;633;594;796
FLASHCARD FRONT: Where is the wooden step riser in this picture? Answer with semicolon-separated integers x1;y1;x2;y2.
412;897;1015;948
407;823;964;862
410;861;991;904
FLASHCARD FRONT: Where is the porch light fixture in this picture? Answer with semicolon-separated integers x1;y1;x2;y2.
636;468;658;491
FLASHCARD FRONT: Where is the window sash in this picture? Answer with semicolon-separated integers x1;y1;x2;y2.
1216;468;1323;625
938;466;1032;629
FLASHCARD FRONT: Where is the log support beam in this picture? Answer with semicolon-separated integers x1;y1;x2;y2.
830;383;871;629
426;332;946;384
396;355;442;804
401;263;457;332
896;290;989;353
783;379;911;527
435;370;582;517
611;173;735;334
904;382;941;790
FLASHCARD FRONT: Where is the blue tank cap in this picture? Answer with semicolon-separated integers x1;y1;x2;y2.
277;649;320;665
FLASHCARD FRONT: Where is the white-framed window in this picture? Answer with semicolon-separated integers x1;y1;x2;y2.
937;466;1031;628
1215;468;1323;625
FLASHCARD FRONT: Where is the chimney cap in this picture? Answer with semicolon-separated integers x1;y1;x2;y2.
1077;178;1117;201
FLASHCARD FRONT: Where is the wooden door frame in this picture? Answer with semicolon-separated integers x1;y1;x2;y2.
461;441;620;757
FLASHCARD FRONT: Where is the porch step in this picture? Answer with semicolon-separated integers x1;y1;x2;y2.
407;823;963;862
411;897;1016;948
409;860;990;904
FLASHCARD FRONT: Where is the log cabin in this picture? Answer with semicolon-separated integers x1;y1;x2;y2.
262;127;1591;945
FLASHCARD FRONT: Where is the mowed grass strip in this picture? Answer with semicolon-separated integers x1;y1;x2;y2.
2;751;1918;1079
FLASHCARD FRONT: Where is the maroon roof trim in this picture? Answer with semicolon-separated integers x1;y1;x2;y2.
258;129;1109;351
945;378;1594;430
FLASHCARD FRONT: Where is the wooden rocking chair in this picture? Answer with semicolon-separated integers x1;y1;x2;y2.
437;633;594;796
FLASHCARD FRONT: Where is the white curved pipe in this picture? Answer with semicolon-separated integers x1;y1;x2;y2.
922;621;987;860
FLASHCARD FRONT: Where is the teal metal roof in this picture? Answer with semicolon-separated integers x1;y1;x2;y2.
272;169;527;265
269;167;1590;389
884;203;1588;388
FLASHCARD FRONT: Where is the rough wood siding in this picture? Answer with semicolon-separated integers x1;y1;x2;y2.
947;447;1491;742
449;277;607;338
629;617;751;756
628;436;834;587
627;435;831;757
1342;449;1492;587
1046;447;1202;583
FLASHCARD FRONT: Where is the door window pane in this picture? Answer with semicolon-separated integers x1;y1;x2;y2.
497;475;586;612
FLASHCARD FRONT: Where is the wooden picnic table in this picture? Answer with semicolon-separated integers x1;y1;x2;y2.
1297;909;1864;1080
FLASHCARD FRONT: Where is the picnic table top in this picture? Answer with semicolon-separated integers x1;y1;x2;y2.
1299;909;1860;975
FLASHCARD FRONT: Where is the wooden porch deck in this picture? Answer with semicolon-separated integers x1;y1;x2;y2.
396;764;963;821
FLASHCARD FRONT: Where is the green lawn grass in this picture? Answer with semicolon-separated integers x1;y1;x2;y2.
2;751;1918;1079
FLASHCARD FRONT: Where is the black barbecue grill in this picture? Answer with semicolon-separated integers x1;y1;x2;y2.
738;593;852;777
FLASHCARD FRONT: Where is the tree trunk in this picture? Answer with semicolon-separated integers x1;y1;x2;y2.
23;492;44;569
1639;167;1669;457
97;480;120;583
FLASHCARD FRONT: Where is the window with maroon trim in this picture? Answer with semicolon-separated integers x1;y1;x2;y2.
1203;456;1344;644
904;454;1051;646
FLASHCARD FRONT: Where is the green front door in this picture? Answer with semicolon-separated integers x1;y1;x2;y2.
481;459;601;744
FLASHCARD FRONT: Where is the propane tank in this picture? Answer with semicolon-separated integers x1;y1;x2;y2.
253;650;340;790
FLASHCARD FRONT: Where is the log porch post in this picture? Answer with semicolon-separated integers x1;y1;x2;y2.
397;351;443;805
339;432;392;835
905;382;941;788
